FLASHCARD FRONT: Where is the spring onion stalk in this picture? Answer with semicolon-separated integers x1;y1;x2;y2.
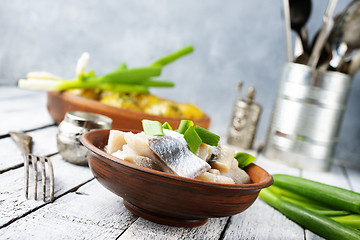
162;122;173;130
194;125;220;146
142;120;164;137
273;174;360;214
259;188;360;240
331;214;360;229
19;46;194;94
183;126;202;154
151;45;194;67
177;120;194;134
234;152;256;168
269;185;335;210
114;62;128;71
99;66;162;84
281;195;352;216
270;185;353;216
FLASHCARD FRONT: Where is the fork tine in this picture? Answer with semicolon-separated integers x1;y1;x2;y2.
46;157;55;202
39;157;46;201
31;155;38;200
24;154;30;199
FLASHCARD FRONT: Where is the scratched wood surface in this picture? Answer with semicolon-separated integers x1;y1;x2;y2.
0;86;359;240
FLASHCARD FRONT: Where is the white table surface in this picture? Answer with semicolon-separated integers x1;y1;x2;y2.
0;86;359;240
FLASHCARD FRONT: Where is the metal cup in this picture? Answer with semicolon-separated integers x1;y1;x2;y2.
263;62;353;171
57;111;112;165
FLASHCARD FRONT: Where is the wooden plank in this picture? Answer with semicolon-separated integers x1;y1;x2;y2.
0;126;58;172
222;153;304;239
0;87;38;100
118;217;228;240
302;164;350;189
0;180;138;240
0;154;94;227
223;200;304;240
0;89;54;136
0;90;46;113
0;107;54;136
302;165;351;240
345;166;360;193
255;154;301;176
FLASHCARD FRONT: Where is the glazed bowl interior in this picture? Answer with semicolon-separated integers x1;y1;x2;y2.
81;129;273;227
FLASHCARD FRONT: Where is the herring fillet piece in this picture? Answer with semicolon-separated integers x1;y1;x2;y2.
147;136;210;178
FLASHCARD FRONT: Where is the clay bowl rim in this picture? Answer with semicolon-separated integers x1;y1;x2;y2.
81;129;273;191
48;91;211;124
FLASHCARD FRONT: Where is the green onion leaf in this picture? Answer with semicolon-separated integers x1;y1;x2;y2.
142;120;164;137
151;45;194;67
100;66;162;84
162;122;173;130
194;125;220;146
183;126;202;154
114;62;127;72
177;120;194;134
234;152;256;168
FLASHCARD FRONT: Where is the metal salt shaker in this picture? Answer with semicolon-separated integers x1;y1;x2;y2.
57;111;112;165
227;82;262;149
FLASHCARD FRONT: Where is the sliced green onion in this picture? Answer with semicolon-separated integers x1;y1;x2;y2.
259;188;360;240
183;126;202;154
273;174;360;214
194;125;220;146
142;120;164;137
162;122;173;130
234;152;256;168
177;120;194;134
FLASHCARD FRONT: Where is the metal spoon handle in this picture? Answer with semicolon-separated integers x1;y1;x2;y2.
283;0;293;61
308;0;338;68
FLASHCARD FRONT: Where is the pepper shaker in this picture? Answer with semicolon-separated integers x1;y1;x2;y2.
227;82;262;149
57;111;112;165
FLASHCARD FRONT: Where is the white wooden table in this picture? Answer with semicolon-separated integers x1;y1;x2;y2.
1;86;359;240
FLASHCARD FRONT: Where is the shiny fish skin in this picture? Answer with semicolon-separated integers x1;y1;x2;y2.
148;135;211;178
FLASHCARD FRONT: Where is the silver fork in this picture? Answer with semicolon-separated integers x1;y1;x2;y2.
9;131;55;202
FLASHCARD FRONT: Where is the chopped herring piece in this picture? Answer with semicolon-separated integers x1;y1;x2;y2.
208;169;220;175
123;132;161;163
147;135;210;178
112;146;161;170
221;159;251;184
107;130;127;154
209;145;235;173
196;143;214;162
196;172;235;184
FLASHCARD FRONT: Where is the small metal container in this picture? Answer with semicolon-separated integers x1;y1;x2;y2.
263;62;353;171
227;82;262;149
57;111;112;165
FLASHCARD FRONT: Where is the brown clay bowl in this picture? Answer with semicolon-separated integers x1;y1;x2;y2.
47;91;210;131
81;129;273;227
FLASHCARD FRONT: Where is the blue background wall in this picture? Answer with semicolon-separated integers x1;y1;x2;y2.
1;0;358;168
